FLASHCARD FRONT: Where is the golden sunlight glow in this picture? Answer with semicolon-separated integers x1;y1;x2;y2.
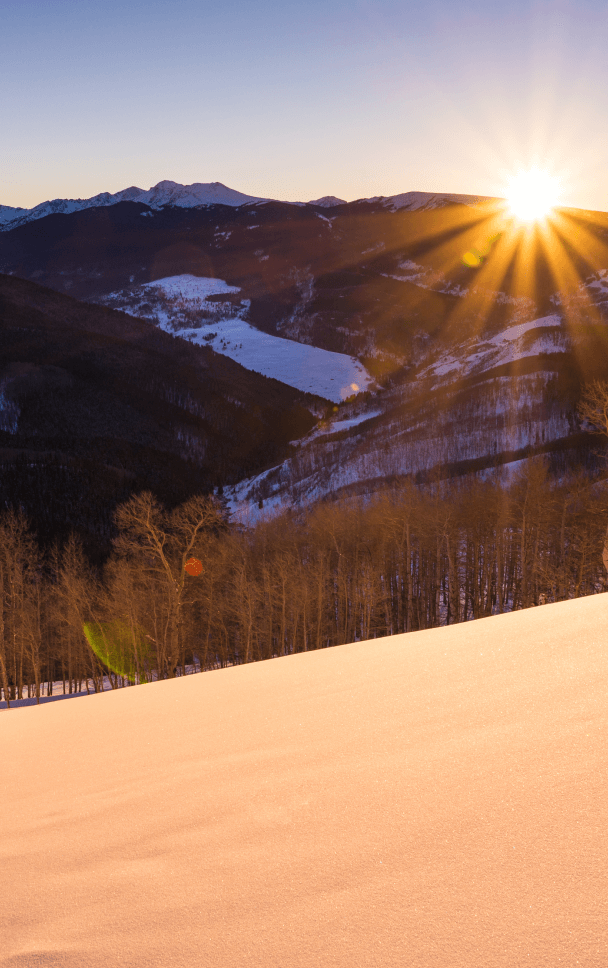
506;168;561;222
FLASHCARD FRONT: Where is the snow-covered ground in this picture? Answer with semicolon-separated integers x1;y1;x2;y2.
320;410;382;433
381;190;502;212
420;313;567;383
225;315;572;517
2;593;606;967
103;275;375;402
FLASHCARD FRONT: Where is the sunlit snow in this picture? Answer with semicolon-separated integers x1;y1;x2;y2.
2;594;607;966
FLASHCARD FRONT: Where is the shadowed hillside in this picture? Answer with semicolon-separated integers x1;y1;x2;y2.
0;273;321;556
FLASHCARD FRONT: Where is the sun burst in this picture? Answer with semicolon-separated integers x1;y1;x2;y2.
506;168;561;223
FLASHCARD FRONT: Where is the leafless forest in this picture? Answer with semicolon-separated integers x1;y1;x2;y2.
1;457;607;706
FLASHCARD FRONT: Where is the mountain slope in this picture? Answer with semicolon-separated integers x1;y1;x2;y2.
3;193;608;513
0;273;321;553
2;592;607;967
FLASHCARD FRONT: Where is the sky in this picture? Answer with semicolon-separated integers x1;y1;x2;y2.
3;0;608;211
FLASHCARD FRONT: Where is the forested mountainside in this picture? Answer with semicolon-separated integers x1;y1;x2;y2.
2;464;607;705
3;196;608;517
3;196;608;370
3;196;608;700
0;274;321;557
230;310;608;512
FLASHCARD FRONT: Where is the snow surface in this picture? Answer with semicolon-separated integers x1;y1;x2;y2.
180;318;370;401
137;274;240;301
107;275;374;402
321;410;382;433
2;593;607;967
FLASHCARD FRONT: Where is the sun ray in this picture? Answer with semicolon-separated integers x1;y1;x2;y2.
337;180;608;390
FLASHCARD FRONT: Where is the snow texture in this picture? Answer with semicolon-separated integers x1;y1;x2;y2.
2;593;607;967
421;314;566;382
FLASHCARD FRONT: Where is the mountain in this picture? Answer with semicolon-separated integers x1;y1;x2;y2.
0;273;322;555
2;188;608;517
378;190;501;212
308;195;348;207
0;181;497;231
0;180;272;230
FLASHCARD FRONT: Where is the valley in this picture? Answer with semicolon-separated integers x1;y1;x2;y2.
2;182;608;529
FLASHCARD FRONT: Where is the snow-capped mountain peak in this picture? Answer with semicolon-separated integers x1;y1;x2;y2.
0;183;507;232
132;180;269;209
0;181;271;230
0;204;27;227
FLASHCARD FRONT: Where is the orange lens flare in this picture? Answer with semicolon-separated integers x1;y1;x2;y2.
185;557;204;576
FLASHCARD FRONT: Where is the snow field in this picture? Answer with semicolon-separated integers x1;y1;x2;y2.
118;275;375;402
2;594;607;967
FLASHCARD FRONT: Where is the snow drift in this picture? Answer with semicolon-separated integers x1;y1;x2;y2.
1;594;606;967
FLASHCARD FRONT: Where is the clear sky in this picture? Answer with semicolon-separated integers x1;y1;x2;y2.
2;0;608;211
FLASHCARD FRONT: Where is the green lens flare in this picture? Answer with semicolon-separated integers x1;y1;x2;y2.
83;621;156;682
462;250;482;267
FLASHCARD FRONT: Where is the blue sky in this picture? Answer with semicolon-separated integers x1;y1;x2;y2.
2;0;608;210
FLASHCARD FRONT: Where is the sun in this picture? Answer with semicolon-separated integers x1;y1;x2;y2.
506;168;561;222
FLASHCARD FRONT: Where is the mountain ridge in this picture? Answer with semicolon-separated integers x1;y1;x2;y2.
3;191;608;522
0;180;509;231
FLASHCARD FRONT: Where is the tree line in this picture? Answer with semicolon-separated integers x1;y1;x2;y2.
2;457;607;707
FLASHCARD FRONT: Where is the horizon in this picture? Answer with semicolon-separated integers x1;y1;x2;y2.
2;179;508;212
3;1;608;212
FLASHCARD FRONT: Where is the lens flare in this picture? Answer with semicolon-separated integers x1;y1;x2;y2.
506;168;561;222
185;556;203;576
84;621;156;682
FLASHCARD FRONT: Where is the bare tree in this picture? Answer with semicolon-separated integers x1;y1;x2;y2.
578;380;608;436
578;381;608;575
112;492;226;678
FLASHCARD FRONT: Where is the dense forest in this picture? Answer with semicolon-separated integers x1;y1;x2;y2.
1;456;607;706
